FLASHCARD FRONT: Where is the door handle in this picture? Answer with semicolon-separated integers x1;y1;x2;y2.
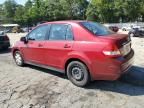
38;44;43;47
64;44;71;48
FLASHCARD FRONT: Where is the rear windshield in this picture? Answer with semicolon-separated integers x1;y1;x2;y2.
80;22;114;36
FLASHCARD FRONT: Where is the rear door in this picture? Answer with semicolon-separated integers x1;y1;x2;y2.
22;24;50;64
45;24;74;69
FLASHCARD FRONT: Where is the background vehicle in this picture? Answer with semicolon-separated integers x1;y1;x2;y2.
12;21;134;87
128;27;144;37
0;32;10;50
109;26;119;32
0;24;23;33
121;26;132;31
104;24;119;32
121;24;140;31
21;27;29;32
12;26;24;33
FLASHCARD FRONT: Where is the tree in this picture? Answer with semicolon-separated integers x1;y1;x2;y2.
0;4;5;24
23;0;33;26
86;0;118;23
86;0;143;23
14;5;25;25
3;0;17;23
139;1;144;21
61;0;88;20
44;0;66;21
28;0;46;24
1;0;144;25
25;0;32;10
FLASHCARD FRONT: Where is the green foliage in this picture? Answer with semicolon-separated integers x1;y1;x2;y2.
61;0;88;19
0;4;5;22
86;0;144;23
45;0;66;21
0;0;144;25
2;0;17;23
14;5;25;25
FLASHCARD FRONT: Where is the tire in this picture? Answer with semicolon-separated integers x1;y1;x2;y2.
14;51;24;66
66;61;90;87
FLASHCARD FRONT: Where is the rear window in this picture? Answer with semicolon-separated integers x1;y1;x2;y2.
80;22;114;36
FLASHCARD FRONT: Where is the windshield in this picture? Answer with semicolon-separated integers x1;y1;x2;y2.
80;22;114;36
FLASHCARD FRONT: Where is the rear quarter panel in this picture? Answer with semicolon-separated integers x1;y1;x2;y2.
62;40;111;79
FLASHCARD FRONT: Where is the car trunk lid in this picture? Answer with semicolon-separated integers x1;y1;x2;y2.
99;34;131;56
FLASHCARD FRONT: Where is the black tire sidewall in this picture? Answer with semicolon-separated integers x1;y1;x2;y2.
67;61;90;87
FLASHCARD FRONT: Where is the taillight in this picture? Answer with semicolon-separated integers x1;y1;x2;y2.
4;36;9;41
103;45;121;57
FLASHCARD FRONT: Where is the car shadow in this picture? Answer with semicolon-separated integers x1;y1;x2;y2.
87;66;144;96
0;48;11;54
26;65;144;96
26;64;67;79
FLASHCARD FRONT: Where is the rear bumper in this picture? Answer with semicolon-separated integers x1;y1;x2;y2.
121;51;134;73
91;49;134;80
0;41;10;49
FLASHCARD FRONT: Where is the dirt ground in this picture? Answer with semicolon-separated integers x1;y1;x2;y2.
0;33;144;108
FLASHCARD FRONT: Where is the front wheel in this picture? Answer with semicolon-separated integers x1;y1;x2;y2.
14;51;24;66
67;61;90;87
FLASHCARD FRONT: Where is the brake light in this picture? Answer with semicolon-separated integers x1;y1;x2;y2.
103;45;121;57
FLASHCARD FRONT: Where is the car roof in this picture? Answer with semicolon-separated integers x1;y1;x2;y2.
43;20;88;25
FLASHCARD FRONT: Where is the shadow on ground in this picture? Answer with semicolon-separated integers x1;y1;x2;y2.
0;48;11;54
27;65;144;96
87;66;144;96
120;66;144;86
26;64;66;79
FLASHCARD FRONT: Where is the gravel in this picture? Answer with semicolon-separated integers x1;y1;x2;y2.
0;33;144;108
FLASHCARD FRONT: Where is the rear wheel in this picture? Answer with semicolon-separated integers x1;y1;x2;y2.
14;51;24;66
67;61;90;87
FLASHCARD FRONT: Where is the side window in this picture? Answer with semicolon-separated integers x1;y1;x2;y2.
66;26;73;40
28;25;50;41
49;24;68;40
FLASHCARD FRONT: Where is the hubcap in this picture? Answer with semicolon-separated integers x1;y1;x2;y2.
71;66;83;80
15;53;22;65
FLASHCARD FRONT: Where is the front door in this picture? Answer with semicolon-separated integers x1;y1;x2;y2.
22;24;50;65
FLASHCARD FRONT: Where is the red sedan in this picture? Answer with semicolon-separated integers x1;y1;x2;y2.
12;21;134;87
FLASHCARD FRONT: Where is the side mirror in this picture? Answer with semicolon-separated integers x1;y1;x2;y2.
20;37;28;44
